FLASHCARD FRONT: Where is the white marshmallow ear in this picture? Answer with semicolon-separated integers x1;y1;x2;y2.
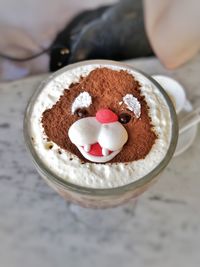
122;94;141;118
71;91;92;114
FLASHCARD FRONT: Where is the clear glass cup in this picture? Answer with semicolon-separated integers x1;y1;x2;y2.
24;60;178;208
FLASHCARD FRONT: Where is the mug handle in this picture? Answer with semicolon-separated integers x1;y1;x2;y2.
179;106;200;134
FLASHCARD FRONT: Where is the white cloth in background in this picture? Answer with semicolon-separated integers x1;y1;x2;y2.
0;0;117;80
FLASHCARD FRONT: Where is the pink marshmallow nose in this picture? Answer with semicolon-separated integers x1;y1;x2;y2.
96;109;118;124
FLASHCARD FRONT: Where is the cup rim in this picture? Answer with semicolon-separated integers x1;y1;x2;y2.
24;59;178;197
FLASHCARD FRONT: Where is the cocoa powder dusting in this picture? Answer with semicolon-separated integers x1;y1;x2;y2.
42;68;157;163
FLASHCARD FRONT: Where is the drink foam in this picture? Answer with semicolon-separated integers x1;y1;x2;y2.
30;63;172;188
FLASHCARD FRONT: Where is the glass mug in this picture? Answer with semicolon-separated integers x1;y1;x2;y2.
24;60;178;208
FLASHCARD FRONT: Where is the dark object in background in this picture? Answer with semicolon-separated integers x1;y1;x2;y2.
50;0;154;71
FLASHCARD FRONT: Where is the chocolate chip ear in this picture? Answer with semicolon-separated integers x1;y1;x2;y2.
119;113;131;124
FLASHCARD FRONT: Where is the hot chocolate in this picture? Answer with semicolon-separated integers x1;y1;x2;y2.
29;63;172;188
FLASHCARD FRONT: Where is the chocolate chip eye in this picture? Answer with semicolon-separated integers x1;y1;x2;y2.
119;113;131;124
75;108;88;118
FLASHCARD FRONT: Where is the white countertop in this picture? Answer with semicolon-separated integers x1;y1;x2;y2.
0;56;200;267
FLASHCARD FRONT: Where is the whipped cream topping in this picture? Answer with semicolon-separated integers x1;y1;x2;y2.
123;94;141;118
30;63;172;189
71;91;92;114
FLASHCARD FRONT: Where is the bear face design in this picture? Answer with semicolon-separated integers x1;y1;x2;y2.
42;68;157;164
68;91;142;162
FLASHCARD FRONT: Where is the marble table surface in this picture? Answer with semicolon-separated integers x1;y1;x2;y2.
0;55;200;267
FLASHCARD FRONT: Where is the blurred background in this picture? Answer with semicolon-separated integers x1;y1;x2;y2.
0;0;199;81
0;1;200;267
